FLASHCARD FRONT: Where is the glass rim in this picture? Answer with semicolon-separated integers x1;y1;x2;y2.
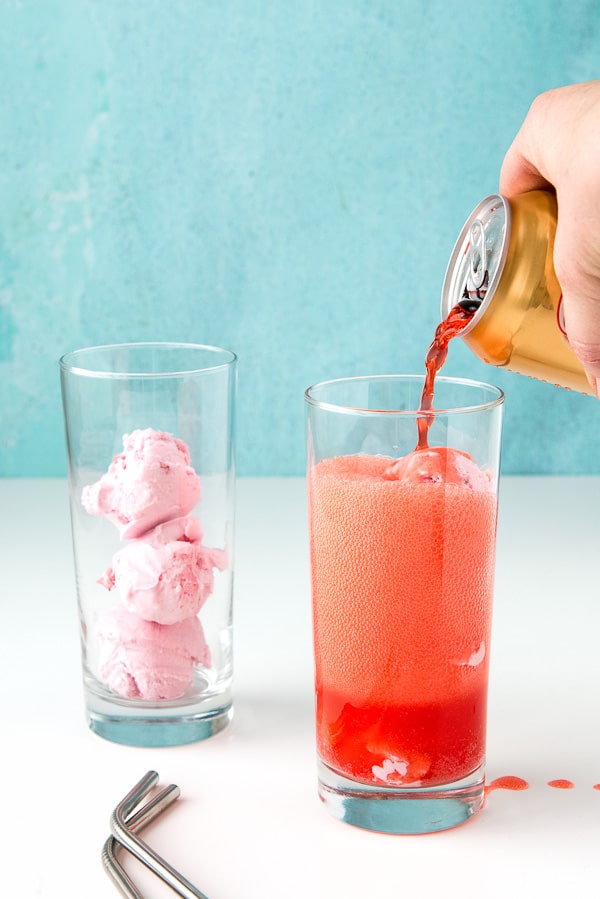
304;374;505;416
59;342;237;379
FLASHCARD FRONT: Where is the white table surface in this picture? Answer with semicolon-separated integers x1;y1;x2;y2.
2;476;600;898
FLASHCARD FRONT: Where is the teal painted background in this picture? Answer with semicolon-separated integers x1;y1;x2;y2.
1;0;599;476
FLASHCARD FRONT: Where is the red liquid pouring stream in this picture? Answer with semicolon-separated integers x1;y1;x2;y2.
416;302;477;449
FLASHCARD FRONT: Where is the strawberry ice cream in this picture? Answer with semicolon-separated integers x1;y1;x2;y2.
96;606;211;701
99;516;227;625
383;446;492;492
83;427;229;703
82;429;201;538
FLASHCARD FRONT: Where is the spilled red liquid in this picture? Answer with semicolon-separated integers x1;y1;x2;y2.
485;776;529;795
417;302;476;449
482;774;600;806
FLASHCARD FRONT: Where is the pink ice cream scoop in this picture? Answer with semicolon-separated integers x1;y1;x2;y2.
82;428;201;538
383;446;493;492
96;606;211;701
100;516;227;625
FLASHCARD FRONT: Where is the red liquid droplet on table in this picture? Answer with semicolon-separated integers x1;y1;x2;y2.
485;775;530;795
548;779;575;789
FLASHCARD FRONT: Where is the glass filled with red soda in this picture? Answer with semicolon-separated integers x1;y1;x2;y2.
305;375;503;833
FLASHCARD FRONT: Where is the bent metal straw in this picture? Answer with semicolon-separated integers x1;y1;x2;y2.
107;771;208;899
103;783;180;899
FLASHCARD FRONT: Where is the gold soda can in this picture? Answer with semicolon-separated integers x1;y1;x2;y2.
441;189;593;395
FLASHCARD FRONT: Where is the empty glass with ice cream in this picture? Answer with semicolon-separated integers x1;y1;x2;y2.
60;343;236;746
305;375;503;833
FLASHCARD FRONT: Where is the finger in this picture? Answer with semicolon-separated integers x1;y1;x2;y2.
561;296;600;396
553;212;600;391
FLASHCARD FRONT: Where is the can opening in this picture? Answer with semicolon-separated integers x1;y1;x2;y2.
457;297;483;314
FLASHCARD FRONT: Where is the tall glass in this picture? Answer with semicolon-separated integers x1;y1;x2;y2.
305;375;504;833
60;343;236;747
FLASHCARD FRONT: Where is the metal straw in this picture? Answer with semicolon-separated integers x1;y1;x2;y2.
110;771;209;899
102;782;180;899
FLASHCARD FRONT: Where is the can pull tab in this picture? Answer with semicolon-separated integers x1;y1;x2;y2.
469;219;487;291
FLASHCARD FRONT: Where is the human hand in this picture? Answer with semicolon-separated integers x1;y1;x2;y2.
500;81;600;397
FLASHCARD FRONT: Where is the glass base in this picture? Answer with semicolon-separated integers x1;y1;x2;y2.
318;759;485;834
88;702;233;747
